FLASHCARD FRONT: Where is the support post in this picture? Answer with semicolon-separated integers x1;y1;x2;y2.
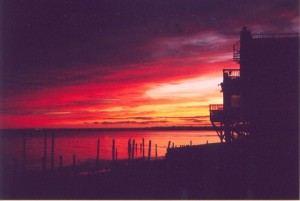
72;154;76;175
168;141;171;149
43;133;47;171
22;135;26;170
73;154;76;167
96;139;100;172
140;143;142;153
112;139;115;161
132;140;135;159
128;139;131;160
148;140;151;161
59;155;63;169
116;148;118;160
155;144;157;159
142;138;145;160
51;133;55;170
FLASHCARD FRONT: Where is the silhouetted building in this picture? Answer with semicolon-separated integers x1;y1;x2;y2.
210;27;299;143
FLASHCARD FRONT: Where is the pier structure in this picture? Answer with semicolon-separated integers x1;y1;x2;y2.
209;69;249;142
210;27;299;143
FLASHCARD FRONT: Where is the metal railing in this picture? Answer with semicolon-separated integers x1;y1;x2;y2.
209;104;223;111
251;33;300;39
233;41;240;63
223;69;240;78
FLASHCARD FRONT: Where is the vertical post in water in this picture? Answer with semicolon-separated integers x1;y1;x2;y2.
142;138;145;160
155;144;157;159
59;155;63;169
22;134;26;170
148;140;151;161
190;140;192;146
73;154;76;175
116;148;118;160
128;139;131;160
73;155;76;167
96;139;100;172
43;133;47;171
112;139;115;161
140;143;142;153
51;133;55;170
132;140;135;159
168;141;171;149
172;142;174;148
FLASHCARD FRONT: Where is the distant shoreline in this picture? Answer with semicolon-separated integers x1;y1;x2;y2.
0;126;214;132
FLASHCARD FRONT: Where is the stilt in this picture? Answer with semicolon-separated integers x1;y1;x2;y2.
43;133;47;171
112;139;115;161
148;140;152;161
51;133;55;170
142;138;145;160
167;141;171;149
59;155;63;168
116;148;118;160
73;154;76;166
128;139;131;160
132;140;135;159
96;139;100;172
22;135;26;170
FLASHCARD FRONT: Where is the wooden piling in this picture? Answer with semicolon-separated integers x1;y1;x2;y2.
172;142;174;148
42;157;46;171
132;140;135;159
148;140;151;161
142;138;145;160
22;134;26;169
112;139;115;161
190;140;192;146
155;144;157;159
140;143;142;153
73;154;76;167
59;155;63;168
51;133;55;170
72;154;76;175
43;133;47;170
167;141;171;149
116;148;118;160
128;139;131;160
96;139;100;171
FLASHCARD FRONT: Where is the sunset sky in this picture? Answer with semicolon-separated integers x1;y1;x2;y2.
1;0;299;128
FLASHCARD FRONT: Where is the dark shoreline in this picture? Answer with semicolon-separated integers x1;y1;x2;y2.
1;139;299;199
0;126;214;131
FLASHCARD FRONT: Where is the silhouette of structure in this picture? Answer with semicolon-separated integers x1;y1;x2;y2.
210;27;299;143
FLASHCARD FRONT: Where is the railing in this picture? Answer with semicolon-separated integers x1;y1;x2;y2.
209;104;223;111
223;69;240;78
233;41;240;63
251;33;300;39
209;104;223;122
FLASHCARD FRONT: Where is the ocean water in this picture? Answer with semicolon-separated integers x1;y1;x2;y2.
0;129;220;170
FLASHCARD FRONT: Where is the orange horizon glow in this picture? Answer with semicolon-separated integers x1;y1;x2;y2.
2;32;240;128
1;58;238;129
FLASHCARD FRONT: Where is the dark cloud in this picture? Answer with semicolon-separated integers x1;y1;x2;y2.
1;0;298;128
1;0;298;98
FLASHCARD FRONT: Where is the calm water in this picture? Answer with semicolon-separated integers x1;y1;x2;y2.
0;129;219;170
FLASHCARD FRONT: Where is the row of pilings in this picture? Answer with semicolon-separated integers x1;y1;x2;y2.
19;134;182;174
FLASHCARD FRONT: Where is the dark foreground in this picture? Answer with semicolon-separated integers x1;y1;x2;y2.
1;138;299;199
